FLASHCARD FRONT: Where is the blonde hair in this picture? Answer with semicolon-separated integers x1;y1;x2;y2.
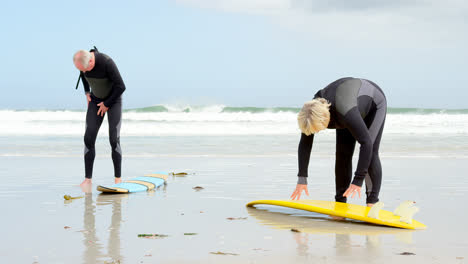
297;98;331;135
73;50;92;69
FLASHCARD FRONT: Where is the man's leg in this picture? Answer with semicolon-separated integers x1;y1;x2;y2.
107;97;122;183
335;129;356;203
83;102;104;184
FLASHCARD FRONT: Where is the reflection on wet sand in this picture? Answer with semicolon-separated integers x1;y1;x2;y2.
82;193;127;264
79;184;166;264
247;206;416;257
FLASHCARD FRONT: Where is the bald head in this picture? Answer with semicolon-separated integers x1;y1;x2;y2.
73;50;95;72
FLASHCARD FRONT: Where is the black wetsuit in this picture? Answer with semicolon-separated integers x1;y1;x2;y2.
297;77;387;204
80;50;126;179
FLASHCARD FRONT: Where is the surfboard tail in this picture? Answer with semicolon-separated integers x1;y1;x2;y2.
97;185;130;193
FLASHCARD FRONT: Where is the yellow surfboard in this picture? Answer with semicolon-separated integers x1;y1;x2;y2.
246;200;426;230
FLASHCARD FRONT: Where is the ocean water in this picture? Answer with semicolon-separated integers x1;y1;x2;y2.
0;105;467;158
1;105;468;137
0;105;467;263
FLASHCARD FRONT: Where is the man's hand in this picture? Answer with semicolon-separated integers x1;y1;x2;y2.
86;93;91;106
343;184;362;199
97;102;109;117
290;184;309;200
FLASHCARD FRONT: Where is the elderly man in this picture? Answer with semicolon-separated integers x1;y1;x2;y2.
290;77;387;209
73;48;126;187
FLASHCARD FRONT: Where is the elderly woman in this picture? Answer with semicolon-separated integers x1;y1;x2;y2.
290;77;387;207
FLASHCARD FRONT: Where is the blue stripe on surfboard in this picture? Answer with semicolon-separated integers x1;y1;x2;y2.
109;182;148;192
152;171;169;175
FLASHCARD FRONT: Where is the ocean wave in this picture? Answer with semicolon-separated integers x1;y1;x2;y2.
2;105;468;114
1;105;468;136
125;105;468;114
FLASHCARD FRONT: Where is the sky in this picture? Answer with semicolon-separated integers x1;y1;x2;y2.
0;0;467;109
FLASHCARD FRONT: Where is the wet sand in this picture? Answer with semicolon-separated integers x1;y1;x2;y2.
0;151;467;263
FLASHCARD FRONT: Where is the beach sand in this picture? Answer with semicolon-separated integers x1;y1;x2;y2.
0;134;467;263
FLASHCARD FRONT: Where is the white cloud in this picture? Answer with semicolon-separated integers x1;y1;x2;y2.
175;0;468;48
176;0;290;14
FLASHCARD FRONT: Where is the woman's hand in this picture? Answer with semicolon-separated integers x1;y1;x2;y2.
290;184;309;200
343;184;362;199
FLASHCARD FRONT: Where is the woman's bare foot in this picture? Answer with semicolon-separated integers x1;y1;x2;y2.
115;178;122;184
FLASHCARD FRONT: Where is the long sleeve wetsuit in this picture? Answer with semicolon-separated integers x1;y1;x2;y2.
80;51;126;179
297;77;387;204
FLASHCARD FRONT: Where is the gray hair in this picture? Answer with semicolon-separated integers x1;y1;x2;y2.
73;50;92;69
297;98;331;135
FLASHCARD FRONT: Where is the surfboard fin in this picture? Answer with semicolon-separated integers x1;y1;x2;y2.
367;201;384;219
399;206;419;224
393;201;415;216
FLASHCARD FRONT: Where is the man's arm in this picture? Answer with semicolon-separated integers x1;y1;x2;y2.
103;58;126;107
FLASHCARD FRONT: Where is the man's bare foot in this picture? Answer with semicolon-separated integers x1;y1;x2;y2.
80;179;92;193
115;178;122;184
330;215;345;221
80;178;92;186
